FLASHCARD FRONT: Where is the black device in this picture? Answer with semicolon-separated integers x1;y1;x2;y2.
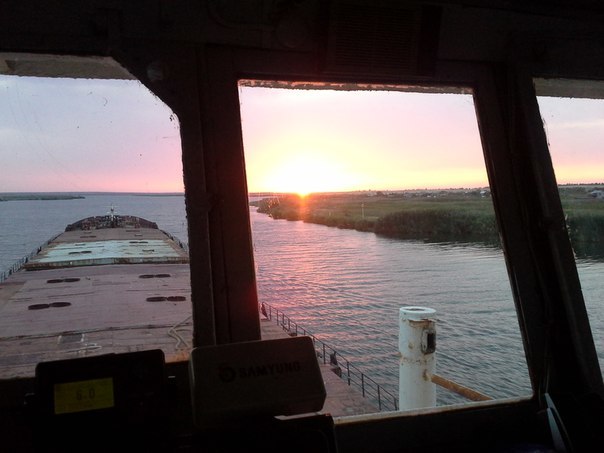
30;349;169;452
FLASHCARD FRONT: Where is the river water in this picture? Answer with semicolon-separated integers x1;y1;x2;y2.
1;193;602;406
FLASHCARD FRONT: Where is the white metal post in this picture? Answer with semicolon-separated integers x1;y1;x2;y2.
398;306;436;410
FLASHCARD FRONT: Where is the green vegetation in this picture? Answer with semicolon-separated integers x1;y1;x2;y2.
254;190;498;243
558;185;604;257
253;185;604;255
375;209;497;243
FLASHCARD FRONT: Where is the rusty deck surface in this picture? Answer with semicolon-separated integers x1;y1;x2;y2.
0;225;193;379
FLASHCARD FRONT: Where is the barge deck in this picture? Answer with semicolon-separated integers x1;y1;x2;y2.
0;214;378;417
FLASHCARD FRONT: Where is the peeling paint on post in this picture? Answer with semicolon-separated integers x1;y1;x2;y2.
399;306;436;410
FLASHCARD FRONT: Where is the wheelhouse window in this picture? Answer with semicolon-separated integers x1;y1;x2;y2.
238;80;531;416
535;78;604;376
0;57;190;379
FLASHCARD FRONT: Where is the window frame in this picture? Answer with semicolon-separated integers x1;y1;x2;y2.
196;45;603;422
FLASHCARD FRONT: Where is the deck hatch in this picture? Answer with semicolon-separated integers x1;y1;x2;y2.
47;278;81;284
146;295;186;302
58;333;84;344
27;302;71;310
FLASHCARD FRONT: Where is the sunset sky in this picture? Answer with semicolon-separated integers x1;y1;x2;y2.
0;74;603;194
0;75;183;193
239;85;487;194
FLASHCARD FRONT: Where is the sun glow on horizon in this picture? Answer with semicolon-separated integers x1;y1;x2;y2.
239;84;489;194
265;160;334;196
257;151;368;196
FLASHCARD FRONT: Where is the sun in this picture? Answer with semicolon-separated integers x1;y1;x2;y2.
263;154;359;196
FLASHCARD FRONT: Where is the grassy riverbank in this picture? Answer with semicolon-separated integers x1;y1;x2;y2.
252;185;604;253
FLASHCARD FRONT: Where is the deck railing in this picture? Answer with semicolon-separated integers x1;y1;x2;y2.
261;302;493;411
261;302;399;412
0;234;60;283
1;230;188;284
161;230;189;253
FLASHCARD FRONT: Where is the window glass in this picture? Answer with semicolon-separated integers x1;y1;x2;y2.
0;69;189;379
239;81;531;415
536;80;604;376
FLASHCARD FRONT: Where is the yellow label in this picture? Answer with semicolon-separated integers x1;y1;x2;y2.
53;377;115;415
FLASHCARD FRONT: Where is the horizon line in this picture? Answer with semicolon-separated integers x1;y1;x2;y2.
3;182;604;197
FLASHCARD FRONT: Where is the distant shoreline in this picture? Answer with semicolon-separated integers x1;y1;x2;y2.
0;192;185;201
0;194;85;202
